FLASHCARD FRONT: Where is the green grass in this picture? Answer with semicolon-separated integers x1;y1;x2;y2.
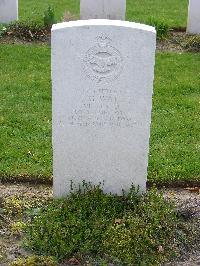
19;0;79;23
0;45;52;180
150;52;200;182
0;45;199;183
18;0;188;28
126;0;188;28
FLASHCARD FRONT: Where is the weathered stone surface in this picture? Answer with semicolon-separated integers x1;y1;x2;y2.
52;20;156;197
0;0;18;23
187;0;200;34
80;0;126;20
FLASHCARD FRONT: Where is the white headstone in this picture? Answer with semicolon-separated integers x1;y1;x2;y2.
187;0;200;34
0;0;18;23
52;20;156;197
80;0;126;20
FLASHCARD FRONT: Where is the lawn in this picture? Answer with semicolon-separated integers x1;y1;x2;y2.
0;45;199;183
150;52;200;182
19;0;189;28
0;45;52;181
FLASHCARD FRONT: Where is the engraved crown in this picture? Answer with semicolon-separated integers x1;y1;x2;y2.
96;35;111;47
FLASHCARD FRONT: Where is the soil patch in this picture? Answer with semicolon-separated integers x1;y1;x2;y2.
157;31;200;52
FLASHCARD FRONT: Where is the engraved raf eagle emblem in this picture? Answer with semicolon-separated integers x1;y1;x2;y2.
83;35;123;83
88;54;120;73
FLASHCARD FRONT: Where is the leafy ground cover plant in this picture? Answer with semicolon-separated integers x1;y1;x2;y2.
2;21;49;42
11;255;56;266
24;182;182;265
148;17;169;39
43;6;57;27
0;6;56;42
0;24;7;37
184;35;200;52
0;6;79;42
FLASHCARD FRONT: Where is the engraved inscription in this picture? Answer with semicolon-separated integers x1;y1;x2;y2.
69;88;135;128
83;36;123;83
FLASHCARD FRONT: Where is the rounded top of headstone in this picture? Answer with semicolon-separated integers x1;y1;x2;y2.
51;19;156;34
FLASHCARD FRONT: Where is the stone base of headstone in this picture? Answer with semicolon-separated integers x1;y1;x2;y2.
187;0;200;34
0;0;18;24
52;20;156;198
